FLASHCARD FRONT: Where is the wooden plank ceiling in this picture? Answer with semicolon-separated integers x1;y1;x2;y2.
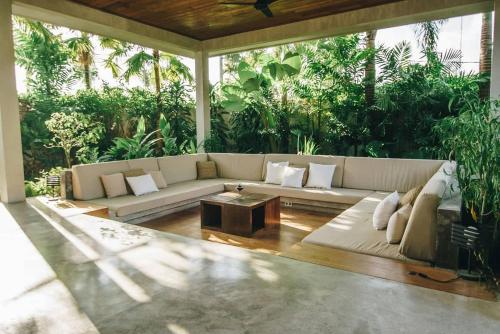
70;0;403;40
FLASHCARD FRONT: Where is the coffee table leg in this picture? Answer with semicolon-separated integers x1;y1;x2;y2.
265;197;281;231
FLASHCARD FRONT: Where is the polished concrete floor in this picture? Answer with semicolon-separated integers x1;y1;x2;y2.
1;200;499;334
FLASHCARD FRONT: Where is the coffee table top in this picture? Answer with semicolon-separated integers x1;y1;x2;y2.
201;192;279;208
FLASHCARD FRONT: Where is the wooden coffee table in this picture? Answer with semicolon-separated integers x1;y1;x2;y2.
200;192;280;237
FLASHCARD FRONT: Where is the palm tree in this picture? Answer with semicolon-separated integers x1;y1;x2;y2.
99;36;131;78
479;12;492;100
364;30;377;107
67;32;94;89
124;48;193;94
414;20;446;53
14;18;73;96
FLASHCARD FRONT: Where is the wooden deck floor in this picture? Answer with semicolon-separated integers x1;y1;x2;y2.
140;207;496;301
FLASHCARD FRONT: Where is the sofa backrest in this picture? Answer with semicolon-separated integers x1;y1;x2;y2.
262;154;345;187
127;157;159;172
208;153;265;181
399;162;448;261
72;160;129;200
342;157;444;192
158;154;207;185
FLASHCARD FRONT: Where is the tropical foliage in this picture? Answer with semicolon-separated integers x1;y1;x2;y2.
14;16;490;200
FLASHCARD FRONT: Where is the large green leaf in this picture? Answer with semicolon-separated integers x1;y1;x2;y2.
221;94;246;112
237;61;257;84
282;52;301;73
242;77;261;92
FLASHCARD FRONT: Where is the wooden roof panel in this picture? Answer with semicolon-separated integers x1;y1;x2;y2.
71;0;403;40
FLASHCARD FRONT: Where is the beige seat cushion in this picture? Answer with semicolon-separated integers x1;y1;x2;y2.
263;154;345;187
157;154;207;185
73;160;130;200
100;173;128;199
302;192;419;262
90;179;231;217
386;204;412;244
224;180;373;205
197;161;218;179
208;153;265;181
342;157;443;192
399;164;447;261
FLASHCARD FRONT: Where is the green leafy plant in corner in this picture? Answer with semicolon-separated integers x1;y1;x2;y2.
434;95;499;286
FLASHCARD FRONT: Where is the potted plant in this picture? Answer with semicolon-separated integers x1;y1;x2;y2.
435;96;499;281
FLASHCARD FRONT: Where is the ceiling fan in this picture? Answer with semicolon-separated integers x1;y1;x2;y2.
221;0;278;18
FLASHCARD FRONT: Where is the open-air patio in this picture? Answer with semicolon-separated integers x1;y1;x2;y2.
1;0;499;333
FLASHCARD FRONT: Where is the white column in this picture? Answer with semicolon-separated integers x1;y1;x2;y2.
0;0;26;203
490;1;500;99
195;50;210;151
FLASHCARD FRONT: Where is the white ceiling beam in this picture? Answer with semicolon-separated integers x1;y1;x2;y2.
12;0;201;58
203;0;493;56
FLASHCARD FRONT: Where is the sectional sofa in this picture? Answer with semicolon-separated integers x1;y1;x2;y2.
63;153;457;266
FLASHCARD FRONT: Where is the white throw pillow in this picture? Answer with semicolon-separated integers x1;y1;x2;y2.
100;173;128;198
305;163;336;189
281;166;306;188
149;171;167;189
126;174;159;196
265;161;289;184
373;191;400;230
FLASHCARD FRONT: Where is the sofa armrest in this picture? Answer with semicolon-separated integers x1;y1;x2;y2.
60;169;74;200
435;195;461;268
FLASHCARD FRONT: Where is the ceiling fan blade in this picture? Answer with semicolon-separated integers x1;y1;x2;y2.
260;6;273;17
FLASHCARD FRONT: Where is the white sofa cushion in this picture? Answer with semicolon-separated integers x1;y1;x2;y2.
281;166;305;188
265;161;289;184
100;173;128;199
372;191;399;230
157;154;207;185
263;154;345;187
208;153;265;181
126;174;159;196
342;157;444;192
73;160;130;200
305;163;336;189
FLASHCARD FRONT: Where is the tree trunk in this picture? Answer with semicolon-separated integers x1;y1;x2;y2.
364;30;377;107
64;148;72;168
153;49;163;150
479;12;492;100
153;49;161;96
84;61;91;90
219;56;224;85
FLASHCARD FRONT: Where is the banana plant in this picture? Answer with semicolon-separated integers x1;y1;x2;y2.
221;51;301;113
